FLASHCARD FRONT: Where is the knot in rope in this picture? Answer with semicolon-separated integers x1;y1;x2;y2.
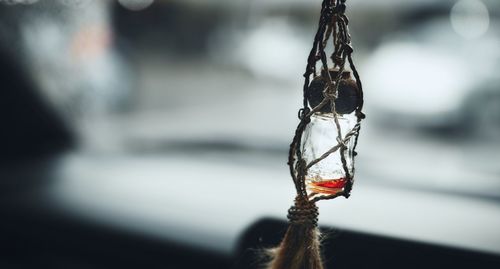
356;110;366;119
336;136;346;147
298;107;311;120
343;44;354;54
323;86;337;100
287;200;319;226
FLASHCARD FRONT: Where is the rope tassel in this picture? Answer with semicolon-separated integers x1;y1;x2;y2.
266;199;323;269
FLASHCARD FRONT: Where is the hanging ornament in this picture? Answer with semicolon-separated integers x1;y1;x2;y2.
267;0;365;268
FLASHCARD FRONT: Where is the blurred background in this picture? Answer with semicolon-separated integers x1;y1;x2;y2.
1;0;500;268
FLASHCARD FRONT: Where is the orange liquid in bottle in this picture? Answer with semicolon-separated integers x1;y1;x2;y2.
307;178;347;195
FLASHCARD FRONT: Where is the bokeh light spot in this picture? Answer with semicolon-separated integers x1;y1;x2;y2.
450;0;489;39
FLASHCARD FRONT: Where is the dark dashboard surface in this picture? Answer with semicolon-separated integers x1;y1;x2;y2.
2;193;500;269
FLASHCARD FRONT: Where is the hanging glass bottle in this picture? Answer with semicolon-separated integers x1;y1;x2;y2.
301;69;359;196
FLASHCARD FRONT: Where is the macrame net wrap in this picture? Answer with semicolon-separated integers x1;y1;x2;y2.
267;1;364;268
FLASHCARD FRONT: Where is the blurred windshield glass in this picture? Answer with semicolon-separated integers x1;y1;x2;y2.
1;0;499;201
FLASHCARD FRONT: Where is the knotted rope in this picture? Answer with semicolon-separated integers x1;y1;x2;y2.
288;199;319;227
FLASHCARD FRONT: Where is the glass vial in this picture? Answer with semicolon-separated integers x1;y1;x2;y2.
301;69;359;195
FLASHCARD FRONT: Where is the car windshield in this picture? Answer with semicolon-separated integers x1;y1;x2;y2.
1;0;500;266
